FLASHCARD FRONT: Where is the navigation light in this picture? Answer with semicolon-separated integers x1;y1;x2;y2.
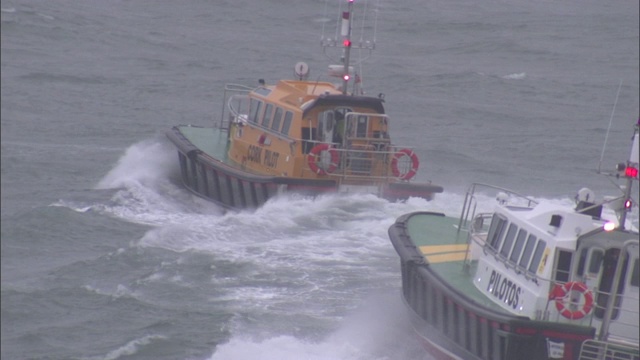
624;199;633;210
603;222;616;231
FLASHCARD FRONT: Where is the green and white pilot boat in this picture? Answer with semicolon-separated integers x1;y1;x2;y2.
389;120;639;360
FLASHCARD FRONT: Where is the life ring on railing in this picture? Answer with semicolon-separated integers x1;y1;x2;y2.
391;148;419;180
307;143;339;175
550;282;594;320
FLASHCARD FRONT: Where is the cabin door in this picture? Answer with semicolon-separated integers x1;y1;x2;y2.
618;247;639;341
584;243;640;343
602;243;639;342
319;108;349;146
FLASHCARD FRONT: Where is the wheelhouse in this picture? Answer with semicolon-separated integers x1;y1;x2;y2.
463;184;639;348
222;80;419;183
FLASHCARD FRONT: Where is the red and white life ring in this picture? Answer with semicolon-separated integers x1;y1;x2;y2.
550;282;594;320
391;148;419;181
307;143;339;175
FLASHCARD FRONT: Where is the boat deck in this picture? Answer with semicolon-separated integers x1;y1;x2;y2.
403;212;509;313
177;126;230;161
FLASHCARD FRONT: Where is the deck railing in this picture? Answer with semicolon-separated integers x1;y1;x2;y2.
220;84;254;130
579;339;639;360
302;139;419;183
457;183;538;234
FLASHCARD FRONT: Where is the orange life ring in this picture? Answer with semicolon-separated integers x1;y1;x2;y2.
391;148;419;180
307;143;339;175
550;282;594;320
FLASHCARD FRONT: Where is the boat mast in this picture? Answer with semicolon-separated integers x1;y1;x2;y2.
320;0;376;94
617;119;640;229
341;0;354;95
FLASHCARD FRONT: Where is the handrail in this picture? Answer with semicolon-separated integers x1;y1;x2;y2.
457;183;538;234
219;83;255;129
302;141;414;181
579;339;639;360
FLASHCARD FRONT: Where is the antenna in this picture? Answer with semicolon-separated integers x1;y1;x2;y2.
340;1;354;94
321;0;377;95
598;80;623;173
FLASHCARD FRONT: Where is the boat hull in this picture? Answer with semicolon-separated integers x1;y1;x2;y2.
166;126;339;209
389;211;597;360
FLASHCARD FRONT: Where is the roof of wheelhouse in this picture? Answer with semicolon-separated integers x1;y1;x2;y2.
251;79;386;116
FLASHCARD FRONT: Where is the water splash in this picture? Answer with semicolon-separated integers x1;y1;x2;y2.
96;139;178;190
208;293;430;360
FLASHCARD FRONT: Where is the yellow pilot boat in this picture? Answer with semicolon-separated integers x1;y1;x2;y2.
166;0;443;209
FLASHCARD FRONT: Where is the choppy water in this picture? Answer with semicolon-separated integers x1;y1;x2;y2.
1;0;638;359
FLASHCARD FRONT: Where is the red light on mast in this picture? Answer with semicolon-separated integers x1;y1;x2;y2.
625;166;639;178
343;74;350;81
343;39;351;47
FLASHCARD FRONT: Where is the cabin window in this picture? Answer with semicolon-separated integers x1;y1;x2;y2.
509;229;528;264
518;235;537;271
631;258;639;287
589;249;604;274
554;250;573;282
577;248;588;276
261;104;273;128
487;214;507;251
254;87;271;97
500;224;518;258
250;100;263;123
271;108;283;132
281;111;293;135
356;115;368;137
528;240;547;275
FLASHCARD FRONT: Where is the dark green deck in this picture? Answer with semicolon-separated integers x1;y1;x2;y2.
404;213;509;313
177;126;230;160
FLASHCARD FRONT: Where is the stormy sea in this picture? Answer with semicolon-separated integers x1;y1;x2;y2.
2;0;638;359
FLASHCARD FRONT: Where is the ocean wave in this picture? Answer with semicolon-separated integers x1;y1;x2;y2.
502;72;527;80
81;334;167;360
208;293;425;360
